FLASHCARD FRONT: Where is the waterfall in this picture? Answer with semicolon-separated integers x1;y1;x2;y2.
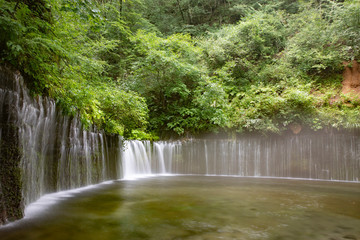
120;137;360;182
154;142;166;173
1;66;360;224
0;67;123;209
122;141;152;179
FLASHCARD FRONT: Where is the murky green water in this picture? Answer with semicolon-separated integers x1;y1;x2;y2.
1;176;359;240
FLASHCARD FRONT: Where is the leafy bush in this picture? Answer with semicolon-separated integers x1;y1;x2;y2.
230;82;319;133
283;9;343;74
128;31;229;135
201;11;286;68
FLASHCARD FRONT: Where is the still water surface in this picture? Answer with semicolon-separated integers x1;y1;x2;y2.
1;176;359;240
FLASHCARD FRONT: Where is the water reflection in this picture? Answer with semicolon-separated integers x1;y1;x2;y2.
1;176;359;240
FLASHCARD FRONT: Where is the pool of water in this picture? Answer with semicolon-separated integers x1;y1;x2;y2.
1;176;359;240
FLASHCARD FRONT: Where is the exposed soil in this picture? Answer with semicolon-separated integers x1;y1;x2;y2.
342;60;360;98
290;61;360;133
289;123;302;134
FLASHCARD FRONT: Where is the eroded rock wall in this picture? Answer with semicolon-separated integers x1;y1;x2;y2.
0;66;24;224
342;60;360;97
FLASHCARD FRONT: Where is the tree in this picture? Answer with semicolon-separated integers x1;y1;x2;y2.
127;31;228;135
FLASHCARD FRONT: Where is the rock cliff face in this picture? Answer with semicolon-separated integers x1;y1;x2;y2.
0;183;8;224
0;66;24;224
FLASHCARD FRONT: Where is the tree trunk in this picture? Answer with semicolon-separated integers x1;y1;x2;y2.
176;0;186;22
119;0;123;17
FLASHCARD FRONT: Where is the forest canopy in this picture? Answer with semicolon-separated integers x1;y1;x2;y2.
0;0;359;138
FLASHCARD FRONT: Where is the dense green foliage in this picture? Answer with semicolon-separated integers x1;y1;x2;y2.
1;0;359;138
0;0;149;138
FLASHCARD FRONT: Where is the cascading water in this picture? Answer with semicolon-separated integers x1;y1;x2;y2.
1;66;360;225
120;136;360;182
154;143;166;173
122;140;152;179
0;67;123;210
152;142;179;174
121;141;185;179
